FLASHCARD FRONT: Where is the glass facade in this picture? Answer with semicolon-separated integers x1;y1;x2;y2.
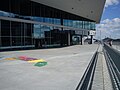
63;19;95;30
0;10;96;30
0;0;96;49
0;20;34;49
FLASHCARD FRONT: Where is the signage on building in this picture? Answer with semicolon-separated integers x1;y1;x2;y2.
75;30;89;36
89;30;96;35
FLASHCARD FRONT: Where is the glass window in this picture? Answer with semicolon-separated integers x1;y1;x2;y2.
33;17;43;22
0;10;13;17
24;23;32;37
67;20;71;27
49;18;52;24
56;18;60;25
70;20;73;27
1;20;10;36
21;23;24;36
93;22;96;30
90;22;96;30
12;37;21;46
76;21;80;28
0;20;2;47
21;37;24;46
33;24;41;38
53;18;56;24
41;25;45;38
11;21;22;36
79;21;83;29
44;18;47;23
73;20;77;28
82;21;85;29
63;19;68;26
25;38;32;45
1;37;10;46
84;21;88;29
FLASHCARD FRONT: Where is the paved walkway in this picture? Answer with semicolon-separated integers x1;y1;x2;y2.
92;45;113;90
112;45;120;51
0;45;98;90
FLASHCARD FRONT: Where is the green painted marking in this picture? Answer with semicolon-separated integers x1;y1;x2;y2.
34;62;47;67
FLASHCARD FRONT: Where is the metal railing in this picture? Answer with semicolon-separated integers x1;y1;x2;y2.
104;44;120;90
76;51;98;90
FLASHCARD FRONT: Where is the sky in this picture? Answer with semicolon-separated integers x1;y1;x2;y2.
95;0;120;39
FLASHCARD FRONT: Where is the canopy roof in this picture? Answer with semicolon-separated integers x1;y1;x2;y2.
31;0;106;23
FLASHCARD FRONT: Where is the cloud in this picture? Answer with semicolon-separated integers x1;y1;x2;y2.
105;0;119;7
96;18;120;39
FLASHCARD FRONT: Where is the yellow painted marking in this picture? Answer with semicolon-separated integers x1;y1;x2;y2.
27;59;45;63
4;58;16;60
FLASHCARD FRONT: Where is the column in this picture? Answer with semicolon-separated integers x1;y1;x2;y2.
68;32;70;46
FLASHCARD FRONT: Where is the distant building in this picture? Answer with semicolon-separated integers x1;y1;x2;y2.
0;0;105;50
112;39;120;45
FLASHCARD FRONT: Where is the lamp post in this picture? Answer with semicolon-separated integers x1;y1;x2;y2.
100;29;101;42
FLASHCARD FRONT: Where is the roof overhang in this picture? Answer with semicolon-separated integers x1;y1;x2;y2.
31;0;106;23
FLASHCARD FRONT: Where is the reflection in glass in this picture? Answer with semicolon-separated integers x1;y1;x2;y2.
1;20;10;36
1;37;10;46
12;37;21;46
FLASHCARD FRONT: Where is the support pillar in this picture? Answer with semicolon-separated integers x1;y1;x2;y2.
90;35;93;44
80;35;83;45
68;33;71;46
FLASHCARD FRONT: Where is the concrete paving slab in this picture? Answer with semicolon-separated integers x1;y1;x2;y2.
92;45;113;90
102;52;113;90
92;51;104;90
0;44;98;90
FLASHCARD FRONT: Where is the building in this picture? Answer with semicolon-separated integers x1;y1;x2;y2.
0;0;105;50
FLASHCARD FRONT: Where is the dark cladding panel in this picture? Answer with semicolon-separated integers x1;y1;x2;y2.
32;2;41;16
11;0;21;14
20;0;32;16
0;0;10;12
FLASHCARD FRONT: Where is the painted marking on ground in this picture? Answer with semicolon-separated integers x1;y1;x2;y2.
4;58;16;60
2;56;47;67
34;62;47;67
28;59;45;63
18;56;37;61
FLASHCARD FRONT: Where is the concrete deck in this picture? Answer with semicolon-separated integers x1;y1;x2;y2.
0;44;98;90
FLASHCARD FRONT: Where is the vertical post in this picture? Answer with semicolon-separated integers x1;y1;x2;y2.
80;35;83;45
61;18;63;25
10;21;12;47
21;22;22;47
61;18;63;30
0;20;2;47
90;35;93;44
68;32;70;46
80;30;84;45
100;29;101;41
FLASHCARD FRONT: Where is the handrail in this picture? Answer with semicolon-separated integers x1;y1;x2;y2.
103;44;120;90
76;51;98;90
